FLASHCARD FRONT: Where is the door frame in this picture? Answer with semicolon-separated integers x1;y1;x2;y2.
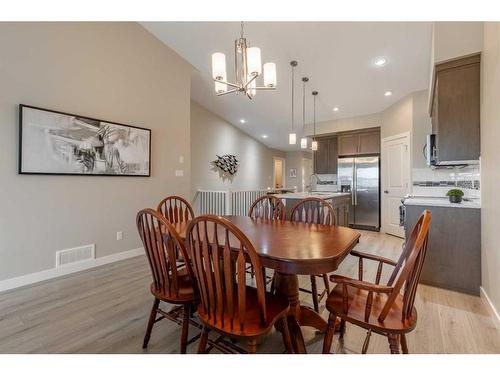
273;156;286;189
380;131;412;236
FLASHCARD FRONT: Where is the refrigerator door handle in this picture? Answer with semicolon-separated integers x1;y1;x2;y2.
353;162;357;206
351;163;355;205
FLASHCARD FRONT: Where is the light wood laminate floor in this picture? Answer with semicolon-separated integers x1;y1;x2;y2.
1;230;499;353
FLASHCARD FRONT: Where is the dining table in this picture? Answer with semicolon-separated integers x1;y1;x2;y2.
173;215;361;354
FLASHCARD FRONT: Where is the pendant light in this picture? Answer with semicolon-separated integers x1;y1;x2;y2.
300;77;309;149
289;61;298;145
311;91;318;151
211;22;277;99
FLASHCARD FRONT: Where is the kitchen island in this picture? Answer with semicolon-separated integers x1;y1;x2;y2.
272;192;351;226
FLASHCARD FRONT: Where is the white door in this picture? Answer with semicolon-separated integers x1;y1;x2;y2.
273;157;285;188
381;132;411;238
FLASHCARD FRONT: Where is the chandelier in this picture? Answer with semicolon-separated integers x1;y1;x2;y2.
211;22;277;99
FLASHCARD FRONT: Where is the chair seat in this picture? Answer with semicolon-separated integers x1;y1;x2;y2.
197;286;289;338
326;283;417;334
150;267;196;303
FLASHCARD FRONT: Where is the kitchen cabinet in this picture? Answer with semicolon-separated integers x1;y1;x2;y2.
338;130;380;156
430;53;480;163
313;136;338;174
404;203;481;295
338;134;359;156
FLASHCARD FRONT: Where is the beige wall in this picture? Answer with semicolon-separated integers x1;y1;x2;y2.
433;22;484;64
0;23;193;281
411;90;432;168
190;101;285;197
480;22;500;314
381;94;413;139
285;151;313;192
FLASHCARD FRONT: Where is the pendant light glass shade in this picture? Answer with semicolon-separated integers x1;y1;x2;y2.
263;62;277;87
300;137;308;149
247;47;262;76
289;133;297;145
311;140;318;151
212;53;227;80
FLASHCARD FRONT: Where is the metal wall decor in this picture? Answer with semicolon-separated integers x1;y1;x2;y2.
213;154;238;176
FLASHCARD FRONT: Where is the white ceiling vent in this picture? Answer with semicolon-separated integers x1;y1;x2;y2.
56;244;95;267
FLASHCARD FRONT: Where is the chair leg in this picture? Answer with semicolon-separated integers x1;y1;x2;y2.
142;298;160;349
361;329;372;354
400;334;409;354
339;318;346;339
180;304;190;354
270;273;276;294
388;334;400;354
262;267;267;289
198;325;209;354
251;265;255;278
322;273;330;294
322;313;337;354
247;338;257;354
310;275;319;312
279;316;294;354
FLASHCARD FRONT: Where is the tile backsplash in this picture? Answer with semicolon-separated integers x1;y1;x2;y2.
412;166;480;199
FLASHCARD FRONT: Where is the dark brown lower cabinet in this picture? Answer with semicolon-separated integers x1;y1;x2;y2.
404;204;481;295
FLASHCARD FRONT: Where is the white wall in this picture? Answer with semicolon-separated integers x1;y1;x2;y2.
0;23;193;281
190;101;285;196
480;22;500;316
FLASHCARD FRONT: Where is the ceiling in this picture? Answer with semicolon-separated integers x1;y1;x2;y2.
142;22;432;151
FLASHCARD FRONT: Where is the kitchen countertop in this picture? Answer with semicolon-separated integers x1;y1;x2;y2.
403;196;481;209
272;192;350;200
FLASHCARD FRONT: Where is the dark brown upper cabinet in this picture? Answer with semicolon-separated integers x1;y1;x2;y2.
338;129;380;156
313;136;338;174
430;53;480;164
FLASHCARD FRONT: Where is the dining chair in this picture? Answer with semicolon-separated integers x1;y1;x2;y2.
136;208;199;353
290;197;336;312
322;210;431;354
249;195;286;221
157;195;195;224
247;195;285;283
185;215;293;354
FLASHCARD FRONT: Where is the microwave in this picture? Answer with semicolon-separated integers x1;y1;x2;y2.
425;134;478;167
425;134;437;166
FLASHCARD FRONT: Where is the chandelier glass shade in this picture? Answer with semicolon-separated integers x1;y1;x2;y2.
211;22;276;99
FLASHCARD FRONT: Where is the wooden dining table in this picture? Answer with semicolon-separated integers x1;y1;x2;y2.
173;215;361;354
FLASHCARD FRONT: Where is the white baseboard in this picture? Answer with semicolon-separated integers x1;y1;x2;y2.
0;247;144;293
480;286;500;329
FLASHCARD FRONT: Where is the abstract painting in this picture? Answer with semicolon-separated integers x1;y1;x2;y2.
19;105;151;176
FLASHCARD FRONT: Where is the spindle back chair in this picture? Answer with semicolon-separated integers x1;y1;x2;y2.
249;195;286;220
290;197;337;312
136;208;198;353
157;195;194;224
185;215;293;354
322;210;432;354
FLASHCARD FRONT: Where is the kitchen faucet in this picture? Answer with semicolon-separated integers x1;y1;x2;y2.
306;173;323;193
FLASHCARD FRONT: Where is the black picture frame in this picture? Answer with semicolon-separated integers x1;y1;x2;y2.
18;104;152;177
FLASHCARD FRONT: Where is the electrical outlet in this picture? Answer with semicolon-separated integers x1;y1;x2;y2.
175;169;184;177
116;231;123;241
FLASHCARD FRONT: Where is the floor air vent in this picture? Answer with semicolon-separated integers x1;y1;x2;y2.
56;244;95;267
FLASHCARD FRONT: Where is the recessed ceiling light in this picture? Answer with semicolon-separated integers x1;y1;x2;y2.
333;107;339;112
240;119;246;123
262;134;268;139
374;57;387;67
384;91;393;97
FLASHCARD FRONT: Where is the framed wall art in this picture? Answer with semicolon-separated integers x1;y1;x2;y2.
18;105;151;176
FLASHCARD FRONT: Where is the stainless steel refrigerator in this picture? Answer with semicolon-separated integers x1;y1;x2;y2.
338;156;380;231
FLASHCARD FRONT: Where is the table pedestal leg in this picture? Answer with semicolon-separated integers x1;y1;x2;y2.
273;271;328;353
